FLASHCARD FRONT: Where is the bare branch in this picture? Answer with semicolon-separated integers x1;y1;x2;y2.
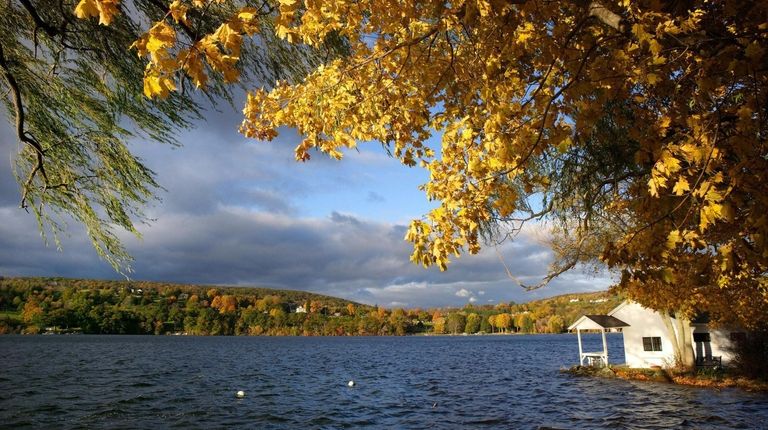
587;1;625;33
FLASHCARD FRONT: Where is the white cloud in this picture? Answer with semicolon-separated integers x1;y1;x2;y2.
455;288;472;297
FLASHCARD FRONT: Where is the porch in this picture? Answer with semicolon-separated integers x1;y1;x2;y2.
568;315;630;367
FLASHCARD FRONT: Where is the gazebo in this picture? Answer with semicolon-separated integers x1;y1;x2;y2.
568;315;630;367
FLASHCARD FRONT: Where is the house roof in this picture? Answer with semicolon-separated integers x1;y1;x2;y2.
568;314;630;331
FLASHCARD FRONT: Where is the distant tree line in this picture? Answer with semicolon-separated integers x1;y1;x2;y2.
0;278;622;336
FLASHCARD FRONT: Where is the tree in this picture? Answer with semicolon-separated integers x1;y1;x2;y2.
234;0;768;331
21;298;44;327
515;313;534;334
388;308;409;335
2;0;339;271
12;1;768;335
432;316;446;334
211;294;237;314
479;315;492;334
445;312;466;334
546;315;565;334
464;312;480;334
491;313;512;333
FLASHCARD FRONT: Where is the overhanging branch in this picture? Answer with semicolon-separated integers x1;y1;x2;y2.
0;42;49;209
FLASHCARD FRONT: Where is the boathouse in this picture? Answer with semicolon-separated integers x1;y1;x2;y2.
570;301;743;368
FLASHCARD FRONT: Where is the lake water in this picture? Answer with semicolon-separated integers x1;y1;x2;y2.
1;334;767;429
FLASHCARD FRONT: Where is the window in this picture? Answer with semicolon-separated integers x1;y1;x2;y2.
693;333;711;342
643;336;662;351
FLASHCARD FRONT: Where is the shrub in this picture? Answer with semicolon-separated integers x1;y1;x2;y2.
729;328;768;380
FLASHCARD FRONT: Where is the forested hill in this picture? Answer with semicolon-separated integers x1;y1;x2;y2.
0;277;373;335
0;277;622;336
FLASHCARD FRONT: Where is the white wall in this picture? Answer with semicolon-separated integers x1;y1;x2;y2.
691;325;737;365
611;302;740;368
612;302;677;368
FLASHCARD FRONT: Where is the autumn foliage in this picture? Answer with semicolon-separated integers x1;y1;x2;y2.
67;1;768;326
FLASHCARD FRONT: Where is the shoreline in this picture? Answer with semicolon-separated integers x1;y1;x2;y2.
563;365;768;393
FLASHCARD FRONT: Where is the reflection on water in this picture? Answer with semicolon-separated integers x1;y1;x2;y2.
1;334;766;429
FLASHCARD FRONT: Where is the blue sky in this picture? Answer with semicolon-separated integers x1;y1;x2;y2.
0;98;614;308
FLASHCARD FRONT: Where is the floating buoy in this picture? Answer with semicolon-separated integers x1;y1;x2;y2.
236;390;245;398
347;380;355;387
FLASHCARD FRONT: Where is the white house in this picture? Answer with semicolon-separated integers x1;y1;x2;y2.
570;301;744;368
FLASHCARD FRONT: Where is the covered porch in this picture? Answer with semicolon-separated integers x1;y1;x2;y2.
568;315;629;367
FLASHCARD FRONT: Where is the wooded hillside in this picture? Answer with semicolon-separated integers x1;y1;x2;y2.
0;277;622;336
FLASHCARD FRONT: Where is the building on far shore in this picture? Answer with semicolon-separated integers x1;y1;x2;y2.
569;301;745;369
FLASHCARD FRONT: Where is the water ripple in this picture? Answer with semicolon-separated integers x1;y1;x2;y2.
1;334;767;429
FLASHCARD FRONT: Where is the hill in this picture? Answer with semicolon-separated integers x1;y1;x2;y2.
0;276;623;336
0;277;375;335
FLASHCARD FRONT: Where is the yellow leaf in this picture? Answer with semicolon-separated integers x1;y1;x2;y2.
661;152;681;174
74;0;99;20
215;23;243;56
699;202;723;231
666;229;681;249
476;0;493;17
147;22;176;54
181;50;208;88
169;0;189;25
516;22;535;45
143;73;176;99
556;136;572;153
648;174;665;197
672;177;690;195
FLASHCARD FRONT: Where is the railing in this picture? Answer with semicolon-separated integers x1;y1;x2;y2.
581;352;608;367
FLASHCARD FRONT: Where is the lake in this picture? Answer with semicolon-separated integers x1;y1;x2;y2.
1;334;767;429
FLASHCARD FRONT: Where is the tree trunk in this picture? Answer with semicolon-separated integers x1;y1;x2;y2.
662;311;695;369
661;313;680;364
675;315;695;369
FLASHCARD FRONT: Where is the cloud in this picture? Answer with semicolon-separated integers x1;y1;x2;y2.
0;105;616;309
455;288;472;297
329;211;362;226
0;199;615;308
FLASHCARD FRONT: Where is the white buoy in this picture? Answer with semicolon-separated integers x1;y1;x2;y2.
236;390;245;398
347;380;355;387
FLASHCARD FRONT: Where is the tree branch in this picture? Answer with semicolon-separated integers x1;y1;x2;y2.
587;1;626;33
19;0;62;38
0;42;48;209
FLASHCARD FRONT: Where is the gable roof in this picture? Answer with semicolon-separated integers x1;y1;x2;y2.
607;300;630;316
568;314;630;331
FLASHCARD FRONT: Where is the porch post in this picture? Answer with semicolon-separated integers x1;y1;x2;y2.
601;328;608;366
577;328;584;365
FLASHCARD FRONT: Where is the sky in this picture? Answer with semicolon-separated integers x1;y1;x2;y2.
0;96;615;308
